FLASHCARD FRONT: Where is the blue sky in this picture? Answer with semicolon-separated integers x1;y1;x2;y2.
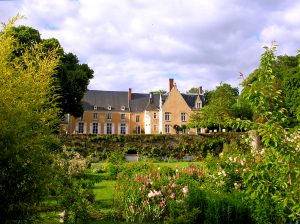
1;0;300;93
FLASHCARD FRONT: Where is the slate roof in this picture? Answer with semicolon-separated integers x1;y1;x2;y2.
82;90;205;112
181;93;206;109
82;90;129;111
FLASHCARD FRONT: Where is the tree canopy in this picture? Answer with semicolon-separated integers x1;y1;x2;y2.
189;83;243;131
11;25;94;117
242;50;300;124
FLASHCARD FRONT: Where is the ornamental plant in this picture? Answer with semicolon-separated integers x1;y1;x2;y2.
114;162;204;223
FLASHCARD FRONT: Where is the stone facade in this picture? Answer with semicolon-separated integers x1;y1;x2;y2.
69;79;205;135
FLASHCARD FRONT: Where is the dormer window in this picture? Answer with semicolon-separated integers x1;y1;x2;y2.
121;106;125;111
107;106;112;110
94;105;97;111
196;102;202;109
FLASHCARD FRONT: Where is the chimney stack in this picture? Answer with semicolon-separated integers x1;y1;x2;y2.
169;78;174;92
128;88;132;101
199;86;203;95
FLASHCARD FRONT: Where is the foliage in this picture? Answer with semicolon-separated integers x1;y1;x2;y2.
61;133;245;161
10;25;94;117
149;89;167;94
0;15;62;223
113;161;253;223
186;87;200;94
235;43;300;223
189;83;240;131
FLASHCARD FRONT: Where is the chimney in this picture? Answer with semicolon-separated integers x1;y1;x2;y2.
198;86;203;95
169;78;174;92
149;93;154;103
128;88;132;101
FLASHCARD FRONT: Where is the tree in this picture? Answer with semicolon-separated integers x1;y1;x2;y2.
186;87;199;94
242;52;300;124
10;25;94;117
149;89;167;94
0;16;62;222
189;83;239;131
238;43;300;223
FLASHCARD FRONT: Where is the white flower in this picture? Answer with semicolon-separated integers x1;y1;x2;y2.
183;185;188;194
148;190;155;198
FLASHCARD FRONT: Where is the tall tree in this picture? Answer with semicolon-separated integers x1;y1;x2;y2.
242;52;300;124
0;16;61;222
189;83;240;131
11;25;94;117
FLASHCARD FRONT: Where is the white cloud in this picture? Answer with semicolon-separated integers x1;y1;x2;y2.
0;0;299;92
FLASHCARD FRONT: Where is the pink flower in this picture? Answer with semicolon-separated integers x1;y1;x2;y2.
129;203;134;209
170;193;176;199
143;200;150;205
159;201;166;207
171;183;177;188
183;185;188;195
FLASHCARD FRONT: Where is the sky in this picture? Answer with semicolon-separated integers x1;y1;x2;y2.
1;0;300;93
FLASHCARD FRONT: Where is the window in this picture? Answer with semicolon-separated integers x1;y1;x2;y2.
181;112;187;122
165;112;171;121
136;115;140;123
92;123;98;134
153;112;157;119
93;113;98;120
106;123;112;134
78;122;84;133
107;106;112;110
94;105;97;110
120;124;126;134
121;106;125;111
135;125;141;134
165;124;171;134
121;113;126;121
154;125;158;132
196;102;202;109
107;113;112;120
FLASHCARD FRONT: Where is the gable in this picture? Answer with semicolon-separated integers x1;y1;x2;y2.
162;87;191;111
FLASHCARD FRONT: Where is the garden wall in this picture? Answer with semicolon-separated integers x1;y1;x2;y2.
60;132;249;160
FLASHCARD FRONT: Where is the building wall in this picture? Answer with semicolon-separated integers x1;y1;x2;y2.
144;110;159;134
71;110;131;134
161;86;192;134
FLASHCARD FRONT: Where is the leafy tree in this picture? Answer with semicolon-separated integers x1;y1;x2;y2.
189;83;239;131
150;89;167;94
242;52;300;124
234;44;300;223
186;87;199;94
0;16;62;222
10;25;94;117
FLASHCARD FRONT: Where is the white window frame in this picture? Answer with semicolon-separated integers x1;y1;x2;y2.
92;123;98;134
135;125;141;134
107;113;112;120
93;112;98;120
78;122;84;134
136;115;140;123
165;112;171;121
165;124;171;134
106;123;112;134
196;102;202;109
121;113;126;121
181;112;187;122
120;123;126;134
